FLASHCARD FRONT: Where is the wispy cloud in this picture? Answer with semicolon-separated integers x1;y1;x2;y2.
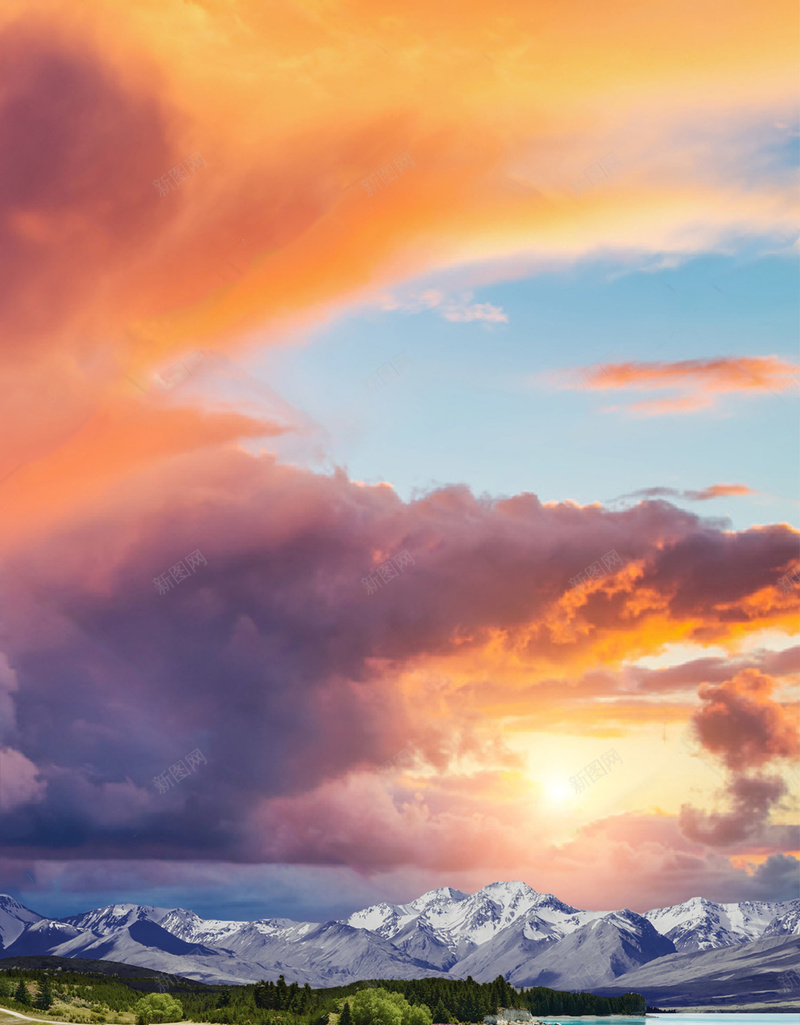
549;356;799;415
374;290;508;324
441;298;508;323
612;483;755;503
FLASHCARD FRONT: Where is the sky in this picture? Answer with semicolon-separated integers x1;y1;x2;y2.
0;0;798;926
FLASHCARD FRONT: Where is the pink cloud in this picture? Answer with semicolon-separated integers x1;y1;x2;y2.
0;746;47;813
549;356;799;415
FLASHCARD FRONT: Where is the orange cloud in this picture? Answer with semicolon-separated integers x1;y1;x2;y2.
686;484;755;500
690;668;800;772
0;0;794;509
560;356;800;415
612;483;756;504
0;0;797;904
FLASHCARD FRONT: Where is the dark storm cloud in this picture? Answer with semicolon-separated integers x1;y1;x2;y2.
0;449;797;864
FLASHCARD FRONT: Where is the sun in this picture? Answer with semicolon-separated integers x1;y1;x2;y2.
543;778;573;805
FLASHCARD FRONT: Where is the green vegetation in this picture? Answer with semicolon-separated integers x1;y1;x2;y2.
35;978;53;1011
0;965;645;1024
350;988;431;1025
133;994;184;1024
14;979;32;1006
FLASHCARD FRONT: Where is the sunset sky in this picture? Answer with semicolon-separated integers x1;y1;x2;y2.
0;0;798;925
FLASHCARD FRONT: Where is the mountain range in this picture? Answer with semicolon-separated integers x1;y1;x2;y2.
1;882;798;1007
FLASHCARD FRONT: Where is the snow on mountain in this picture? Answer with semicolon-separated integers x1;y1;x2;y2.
0;900;443;986
408;886;470;912
3;903;262;985
388;919;460;972
448;893;607;983
1;886;798;995
159;909;314;951
62;904;171;934
0;895;43;950
3;918;83;956
453;882;541;946
269;920;439;988
507;908;676;990
346;901;416;939
357;881;542;950
763;905;800;937
645;896;797;951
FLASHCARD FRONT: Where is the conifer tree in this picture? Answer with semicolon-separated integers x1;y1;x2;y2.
339;1000;353;1025
14;979;30;1005
431;1000;449;1023
35;977;53;1010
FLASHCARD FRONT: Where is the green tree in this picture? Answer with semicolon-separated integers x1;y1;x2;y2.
351;988;432;1025
403;1004;433;1025
339;1001;353;1025
133;993;184;1024
36;977;54;1010
351;989;402;1025
253;981;275;1009
14;979;31;1006
431;1000;450;1023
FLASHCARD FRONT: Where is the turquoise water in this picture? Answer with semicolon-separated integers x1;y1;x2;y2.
539;1017;799;1025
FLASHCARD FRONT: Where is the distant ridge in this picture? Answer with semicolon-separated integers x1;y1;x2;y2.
0;954;207;987
0;883;797;1004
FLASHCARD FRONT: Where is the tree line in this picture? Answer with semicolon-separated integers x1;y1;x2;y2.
0;964;646;1024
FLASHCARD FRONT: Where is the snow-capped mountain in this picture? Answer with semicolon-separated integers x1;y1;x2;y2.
62;904;171;934
763;905;800;937
0;895;43;951
0;882;798;1004
346;881;543;958
644;895;797;951
506;909;676;989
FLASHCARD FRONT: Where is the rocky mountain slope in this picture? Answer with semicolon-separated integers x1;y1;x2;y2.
0;882;797;1002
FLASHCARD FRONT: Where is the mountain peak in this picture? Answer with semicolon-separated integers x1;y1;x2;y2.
531;892;579;913
0;895;34;910
62;903;170;930
2;886;796;994
481;881;537;896
0;895;43;921
409;887;469;910
427;886;469;901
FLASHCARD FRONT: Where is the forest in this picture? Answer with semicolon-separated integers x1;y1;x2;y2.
0;964;646;1024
